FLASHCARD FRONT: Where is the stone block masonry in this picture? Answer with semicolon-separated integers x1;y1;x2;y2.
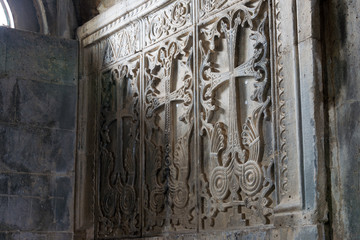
0;27;78;240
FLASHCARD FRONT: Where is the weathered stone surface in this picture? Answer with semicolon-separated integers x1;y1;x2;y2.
0;27;78;85
30;198;56;231
325;0;360;239
5;196;32;231
16;78;77;130
17;232;47;240
0;27;77;239
0;125;75;173
0;77;76;129
9;174;51;197
0;175;9;194
0;232;20;240
0;78;17;123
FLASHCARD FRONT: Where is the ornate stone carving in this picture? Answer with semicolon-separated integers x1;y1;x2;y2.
274;0;288;196
199;0;228;17
91;0;275;238
76;0;329;238
144;0;192;46
103;22;140;66
199;1;273;228
143;33;196;233
199;0;264;20
98;58;141;237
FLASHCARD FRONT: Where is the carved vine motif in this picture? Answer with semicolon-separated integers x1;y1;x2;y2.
144;36;195;232
98;61;141;236
199;0;228;17
145;0;191;46
199;2;273;227
199;0;265;20
103;23;140;66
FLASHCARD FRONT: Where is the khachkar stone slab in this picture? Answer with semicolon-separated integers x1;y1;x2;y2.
77;0;326;239
198;1;274;230
143;33;196;234
97;56;141;238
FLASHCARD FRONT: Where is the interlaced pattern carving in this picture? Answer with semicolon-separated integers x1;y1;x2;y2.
145;0;192;46
199;0;273;227
95;0;275;237
98;61;141;237
144;34;196;232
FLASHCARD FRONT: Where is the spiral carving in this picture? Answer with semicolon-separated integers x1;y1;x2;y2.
150;15;165;40
240;160;262;196
101;191;116;218
150;188;165;213
171;1;188;27
172;183;189;209
120;185;136;215
210;167;228;200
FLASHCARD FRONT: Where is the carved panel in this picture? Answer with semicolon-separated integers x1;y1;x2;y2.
143;32;196;234
198;1;274;230
103;22;140;66
144;0;192;46
97;56;141;238
198;0;244;20
90;0;277;238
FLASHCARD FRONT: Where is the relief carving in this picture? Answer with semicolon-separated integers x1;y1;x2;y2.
144;0;192;46
92;0;278;238
98;59;141;237
199;1;274;228
143;34;196;233
275;0;288;196
103;23;140;66
199;0;228;17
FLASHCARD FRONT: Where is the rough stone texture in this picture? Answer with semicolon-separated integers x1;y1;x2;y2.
0;27;77;239
325;0;360;239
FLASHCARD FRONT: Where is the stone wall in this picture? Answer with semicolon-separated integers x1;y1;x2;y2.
0;27;78;240
325;0;360;239
76;0;327;239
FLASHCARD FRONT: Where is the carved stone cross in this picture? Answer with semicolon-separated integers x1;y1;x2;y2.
115;65;138;183
206;15;264;203
151;42;188;167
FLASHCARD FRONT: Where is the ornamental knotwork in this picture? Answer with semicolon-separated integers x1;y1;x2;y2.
144;35;196;232
98;61;141;237
199;0;227;17
146;0;191;45
199;1;274;228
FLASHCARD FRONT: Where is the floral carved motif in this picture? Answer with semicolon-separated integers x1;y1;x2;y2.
145;0;192;46
199;0;228;17
98;59;141;237
199;1;274;228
